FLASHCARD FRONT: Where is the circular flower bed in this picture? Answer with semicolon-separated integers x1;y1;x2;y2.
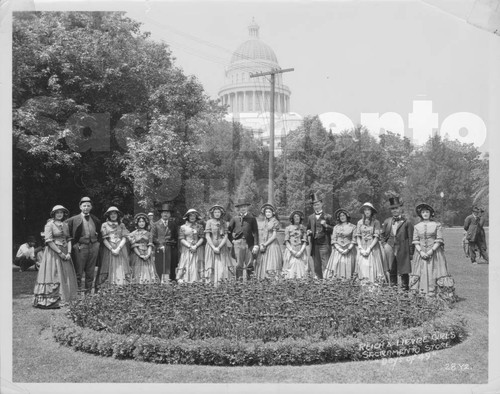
52;279;467;365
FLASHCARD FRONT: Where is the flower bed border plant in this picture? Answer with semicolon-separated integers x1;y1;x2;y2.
52;309;467;366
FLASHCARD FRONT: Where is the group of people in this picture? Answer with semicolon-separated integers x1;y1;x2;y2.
300;193;446;294
28;192;485;309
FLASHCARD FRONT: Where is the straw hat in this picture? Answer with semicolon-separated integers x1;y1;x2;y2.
209;204;226;216
415;203;435;218
334;208;351;221
50;205;69;218
183;208;201;221
104;206;123;219
360;202;378;214
288;210;304;223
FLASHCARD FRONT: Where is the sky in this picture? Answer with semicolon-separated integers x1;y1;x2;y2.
5;0;499;149
121;0;500;149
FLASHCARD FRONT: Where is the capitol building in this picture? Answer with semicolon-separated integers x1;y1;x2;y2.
218;19;302;151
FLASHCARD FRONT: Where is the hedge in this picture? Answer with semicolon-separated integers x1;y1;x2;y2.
52;309;467;366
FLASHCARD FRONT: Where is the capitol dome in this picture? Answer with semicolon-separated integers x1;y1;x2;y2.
229;19;278;64
230;39;278;64
218;18;291;115
218;19;302;152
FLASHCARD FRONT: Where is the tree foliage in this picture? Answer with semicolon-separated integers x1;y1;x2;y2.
12;11;488;242
275;118;486;224
12;11;221;239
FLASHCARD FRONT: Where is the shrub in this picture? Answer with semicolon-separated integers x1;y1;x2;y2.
52;309;467;366
67;279;450;343
51;278;468;365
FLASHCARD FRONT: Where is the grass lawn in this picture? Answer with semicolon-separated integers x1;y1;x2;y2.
9;228;489;384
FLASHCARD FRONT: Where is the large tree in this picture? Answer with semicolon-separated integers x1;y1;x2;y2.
12;11;220;241
404;135;484;225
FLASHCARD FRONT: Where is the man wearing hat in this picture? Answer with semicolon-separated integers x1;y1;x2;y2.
464;206;488;265
228;198;260;280
151;202;179;282
380;196;414;290
66;197;102;293
306;192;334;279
14;235;41;272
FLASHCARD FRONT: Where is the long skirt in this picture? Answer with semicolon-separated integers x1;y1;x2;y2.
33;246;78;308
410;247;449;295
324;245;357;279
283;245;308;279
130;250;159;284
204;239;234;286
176;246;202;283
356;243;386;283
95;241;131;287
256;241;283;279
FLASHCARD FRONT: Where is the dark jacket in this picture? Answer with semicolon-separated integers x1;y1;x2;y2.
151;218;178;247
464;214;485;243
306;212;334;255
228;213;259;249
380;216;414;274
66;213;102;244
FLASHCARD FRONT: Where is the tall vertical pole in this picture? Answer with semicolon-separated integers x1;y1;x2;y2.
269;73;275;205
250;68;294;206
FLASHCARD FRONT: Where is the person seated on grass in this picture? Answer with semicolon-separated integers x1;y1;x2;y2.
14;236;42;272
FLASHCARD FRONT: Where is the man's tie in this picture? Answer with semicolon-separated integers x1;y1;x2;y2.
393;216;403;223
84;215;90;221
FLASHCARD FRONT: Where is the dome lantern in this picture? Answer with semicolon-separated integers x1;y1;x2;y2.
248;17;259;38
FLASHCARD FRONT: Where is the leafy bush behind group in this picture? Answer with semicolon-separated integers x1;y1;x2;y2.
68;279;448;342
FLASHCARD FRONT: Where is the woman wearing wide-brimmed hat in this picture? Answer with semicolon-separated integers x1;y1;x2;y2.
410;203;452;296
354;203;387;284
324;208;357;280
203;204;234;286
283;210;309;279
34;205;78;308
128;213;159;284
95;206;131;289
177;209;205;283
256;203;283;279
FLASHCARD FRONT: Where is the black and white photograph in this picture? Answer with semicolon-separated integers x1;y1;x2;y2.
2;0;499;392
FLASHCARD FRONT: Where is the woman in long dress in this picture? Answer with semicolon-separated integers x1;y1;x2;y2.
128;213;159;284
324;208;357;279
410;203;451;295
95;206;131;288
177;209;204;283
256;203;283;279
355;202;387;284
283;210;308;279
204;204;234;286
33;205;77;308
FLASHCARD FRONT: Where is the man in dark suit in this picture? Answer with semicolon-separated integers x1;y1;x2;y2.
380;196;414;290
151;202;178;282
464;206;488;265
306;192;334;279
66;196;101;294
228;199;260;280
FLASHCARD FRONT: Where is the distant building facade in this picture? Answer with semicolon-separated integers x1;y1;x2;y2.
218;19;302;151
